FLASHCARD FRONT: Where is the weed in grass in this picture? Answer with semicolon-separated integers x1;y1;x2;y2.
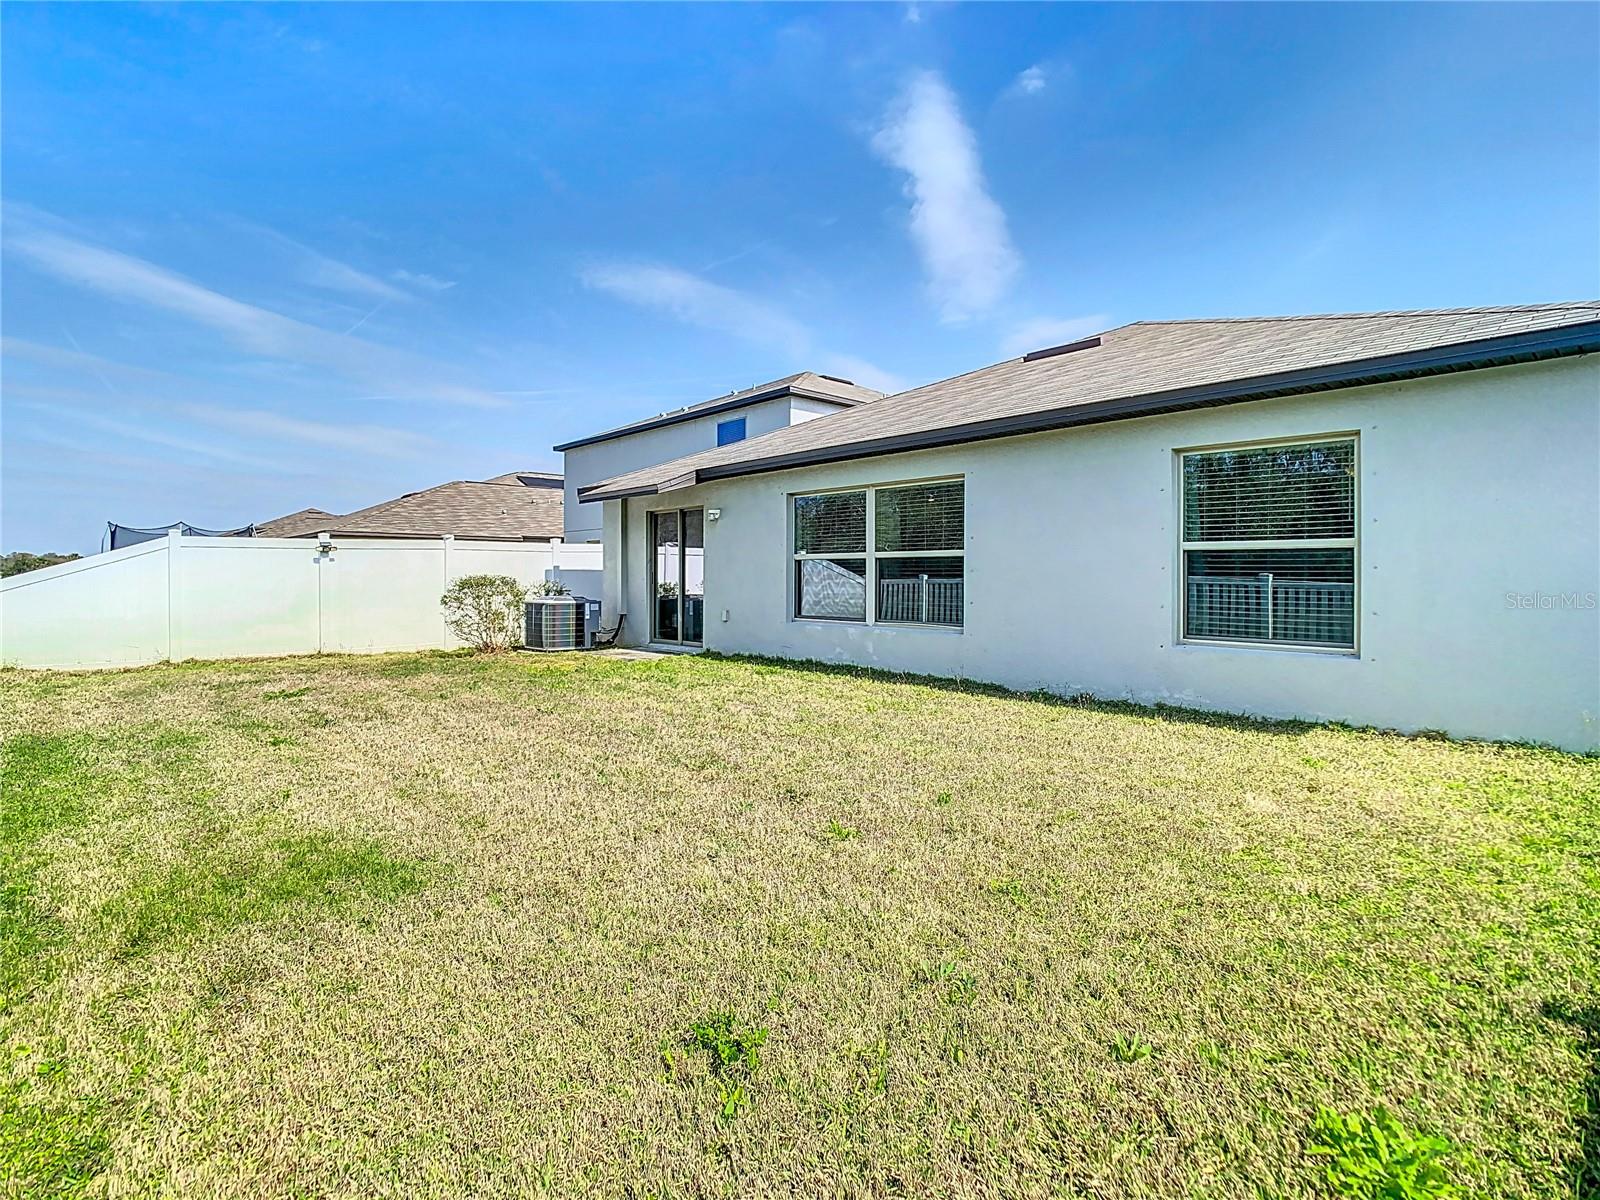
716;1081;749;1122
658;1036;690;1084
914;959;979;1007
684;1011;768;1121
1308;1107;1458;1199
261;687;312;700
940;1027;968;1065
1111;1034;1155;1063
825;819;860;842
687;1011;768;1078
934;791;954;806
856;1037;891;1094
986;878;1030;906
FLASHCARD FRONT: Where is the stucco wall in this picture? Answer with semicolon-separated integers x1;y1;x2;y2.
608;357;1600;750
562;395;836;542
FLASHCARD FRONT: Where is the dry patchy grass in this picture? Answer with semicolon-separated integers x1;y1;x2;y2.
1;650;1596;1198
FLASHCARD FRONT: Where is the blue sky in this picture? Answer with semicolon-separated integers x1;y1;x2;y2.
3;2;1597;554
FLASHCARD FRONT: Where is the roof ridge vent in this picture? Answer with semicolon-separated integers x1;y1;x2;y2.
1022;335;1101;362
816;373;855;385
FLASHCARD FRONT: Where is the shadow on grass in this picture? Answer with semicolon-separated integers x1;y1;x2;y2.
700;652;1348;740
693;651;1592;753
1542;1000;1600;1197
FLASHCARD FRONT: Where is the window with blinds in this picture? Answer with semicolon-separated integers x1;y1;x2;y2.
794;490;867;621
793;479;965;626
1180;437;1357;650
874;481;964;625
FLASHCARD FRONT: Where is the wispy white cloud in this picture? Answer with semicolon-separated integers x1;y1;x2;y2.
390;268;457;292
298;248;408;302
240;221;410;303
14;401;293;473
1010;65;1047;96
1;336;173;385
180;405;436;458
9;372;436;463
1000;314;1109;358
581;260;907;399
871;70;1019;322
6;223;505;407
581;262;811;356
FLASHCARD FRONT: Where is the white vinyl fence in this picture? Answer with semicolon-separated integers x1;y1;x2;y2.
0;532;604;670
1185;574;1355;647
877;576;964;626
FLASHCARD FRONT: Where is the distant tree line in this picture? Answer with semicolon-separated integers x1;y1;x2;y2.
1;551;81;578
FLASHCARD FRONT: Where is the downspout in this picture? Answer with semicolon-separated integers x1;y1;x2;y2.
617;499;629;624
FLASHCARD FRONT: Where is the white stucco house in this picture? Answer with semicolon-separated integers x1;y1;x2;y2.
565;304;1600;751
553;372;883;543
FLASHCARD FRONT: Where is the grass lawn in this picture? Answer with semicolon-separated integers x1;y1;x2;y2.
2;650;1596;1198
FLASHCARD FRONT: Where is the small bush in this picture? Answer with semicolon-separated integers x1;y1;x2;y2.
440;574;527;652
1308;1106;1458;1199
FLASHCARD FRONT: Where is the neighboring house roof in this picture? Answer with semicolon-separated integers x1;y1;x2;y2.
299;482;562;541
582;303;1600;500
480;470;564;487
255;508;340;537
552;371;884;452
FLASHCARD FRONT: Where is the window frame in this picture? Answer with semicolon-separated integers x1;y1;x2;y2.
790;475;966;630
716;417;747;446
1175;432;1360;656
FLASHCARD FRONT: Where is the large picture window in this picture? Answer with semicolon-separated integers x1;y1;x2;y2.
793;479;964;627
1180;437;1357;650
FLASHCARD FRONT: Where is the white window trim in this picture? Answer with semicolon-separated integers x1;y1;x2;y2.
1175;434;1360;656
790;475;966;630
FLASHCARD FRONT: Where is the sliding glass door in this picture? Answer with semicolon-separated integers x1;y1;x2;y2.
650;508;703;645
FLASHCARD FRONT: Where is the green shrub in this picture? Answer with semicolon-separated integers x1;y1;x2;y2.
440;574;527;652
1308;1106;1458;1199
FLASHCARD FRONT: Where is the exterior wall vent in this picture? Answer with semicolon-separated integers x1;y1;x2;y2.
1022;335;1102;362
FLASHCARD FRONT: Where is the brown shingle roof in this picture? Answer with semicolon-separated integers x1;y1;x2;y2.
255;508;340;537
582;303;1600;500
552;371;883;452
314;481;562;541
479;470;563;487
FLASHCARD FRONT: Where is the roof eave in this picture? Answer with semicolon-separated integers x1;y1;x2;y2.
551;384;869;453
581;320;1600;500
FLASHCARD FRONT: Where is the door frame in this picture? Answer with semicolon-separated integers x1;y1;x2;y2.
649;507;703;645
